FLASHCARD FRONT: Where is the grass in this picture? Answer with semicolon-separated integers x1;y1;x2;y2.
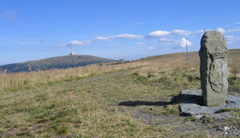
0;49;240;137
185;116;198;122
141;104;179;116
0;61;147;92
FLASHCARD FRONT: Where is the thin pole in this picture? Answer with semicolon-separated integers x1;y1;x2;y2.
186;37;188;63
70;44;74;55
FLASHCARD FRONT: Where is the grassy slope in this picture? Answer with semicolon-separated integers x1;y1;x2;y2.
0;55;115;73
0;49;239;137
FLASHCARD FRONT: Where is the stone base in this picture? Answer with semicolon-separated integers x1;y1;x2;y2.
180;90;240;116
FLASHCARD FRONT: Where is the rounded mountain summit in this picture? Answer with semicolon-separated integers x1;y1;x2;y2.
0;55;115;73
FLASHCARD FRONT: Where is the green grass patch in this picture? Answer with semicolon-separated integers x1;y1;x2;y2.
141;105;179;116
184;116;197;122
52;123;69;136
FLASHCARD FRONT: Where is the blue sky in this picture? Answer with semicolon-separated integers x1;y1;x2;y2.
0;0;240;65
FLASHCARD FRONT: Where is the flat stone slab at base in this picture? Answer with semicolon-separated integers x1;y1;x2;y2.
180;90;240;116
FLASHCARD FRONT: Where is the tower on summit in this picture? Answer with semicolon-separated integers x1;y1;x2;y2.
70;44;75;55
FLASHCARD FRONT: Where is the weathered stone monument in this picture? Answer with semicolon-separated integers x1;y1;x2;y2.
180;31;240;116
199;31;228;106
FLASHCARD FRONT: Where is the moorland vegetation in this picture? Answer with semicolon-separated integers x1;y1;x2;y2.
0;49;239;137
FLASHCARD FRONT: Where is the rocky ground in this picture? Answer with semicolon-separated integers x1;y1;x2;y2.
115;94;240;137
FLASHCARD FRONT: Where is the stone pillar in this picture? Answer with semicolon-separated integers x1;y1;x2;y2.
199;31;228;106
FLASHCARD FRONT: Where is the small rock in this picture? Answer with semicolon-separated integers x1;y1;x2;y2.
218;126;230;131
194;115;204;119
224;126;230;131
202;120;208;124
150;107;154;110
226;100;233;104
224;131;229;135
234;133;239;137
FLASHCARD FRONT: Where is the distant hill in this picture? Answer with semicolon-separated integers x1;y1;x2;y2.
135;49;240;62
0;55;115;73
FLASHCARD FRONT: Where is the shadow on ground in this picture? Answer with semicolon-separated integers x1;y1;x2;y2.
118;101;172;107
118;95;180;107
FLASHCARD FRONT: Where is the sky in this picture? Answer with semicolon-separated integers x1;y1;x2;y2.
0;0;240;65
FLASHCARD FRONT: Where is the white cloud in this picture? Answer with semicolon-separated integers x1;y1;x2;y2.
67;34;143;46
149;46;157;50
225;35;239;40
236;21;240;24
171;30;192;36
226;27;240;32
225;35;240;44
158;38;177;47
159;37;192;48
68;40;85;46
65;27;233;48
177;38;192;48
217;27;225;34
159;38;176;42
66;28;205;47
147;29;203;38
136;42;145;45
195;30;205;34
93;36;109;40
0;10;17;21
110;34;143;39
147;30;171;37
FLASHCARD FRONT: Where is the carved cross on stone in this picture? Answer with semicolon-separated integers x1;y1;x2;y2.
199;31;228;106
